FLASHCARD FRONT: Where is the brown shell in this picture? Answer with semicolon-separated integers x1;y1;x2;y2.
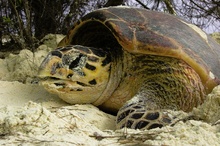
58;6;220;93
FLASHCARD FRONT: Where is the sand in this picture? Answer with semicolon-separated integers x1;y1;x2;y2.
0;34;219;145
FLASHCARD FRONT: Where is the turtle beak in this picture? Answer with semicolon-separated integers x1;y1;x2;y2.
38;53;58;78
38;53;72;80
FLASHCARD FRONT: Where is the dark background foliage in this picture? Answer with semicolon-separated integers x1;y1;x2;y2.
0;0;219;51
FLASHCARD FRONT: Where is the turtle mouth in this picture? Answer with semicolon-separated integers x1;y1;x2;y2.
39;76;90;92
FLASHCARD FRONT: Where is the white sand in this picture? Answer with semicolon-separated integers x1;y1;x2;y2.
0;34;219;145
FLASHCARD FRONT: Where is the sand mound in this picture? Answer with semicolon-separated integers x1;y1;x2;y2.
0;34;219;145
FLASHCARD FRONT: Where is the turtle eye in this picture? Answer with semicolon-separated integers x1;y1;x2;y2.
69;55;82;69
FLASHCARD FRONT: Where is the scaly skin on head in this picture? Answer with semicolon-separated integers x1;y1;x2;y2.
38;45;113;104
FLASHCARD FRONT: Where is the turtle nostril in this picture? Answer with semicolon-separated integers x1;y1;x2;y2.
67;74;73;78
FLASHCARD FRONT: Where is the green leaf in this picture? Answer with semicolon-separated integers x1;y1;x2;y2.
3;16;12;24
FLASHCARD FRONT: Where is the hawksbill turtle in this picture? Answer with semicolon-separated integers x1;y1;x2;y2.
38;6;220;130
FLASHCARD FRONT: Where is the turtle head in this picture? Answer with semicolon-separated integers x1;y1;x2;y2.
38;45;111;104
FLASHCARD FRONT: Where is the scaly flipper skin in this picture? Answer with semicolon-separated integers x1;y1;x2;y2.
116;97;173;129
38;6;220;130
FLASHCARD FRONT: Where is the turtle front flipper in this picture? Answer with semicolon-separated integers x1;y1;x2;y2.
116;96;173;130
116;56;206;130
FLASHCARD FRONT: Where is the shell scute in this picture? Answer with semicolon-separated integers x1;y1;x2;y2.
106;7;145;24
105;20;133;45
